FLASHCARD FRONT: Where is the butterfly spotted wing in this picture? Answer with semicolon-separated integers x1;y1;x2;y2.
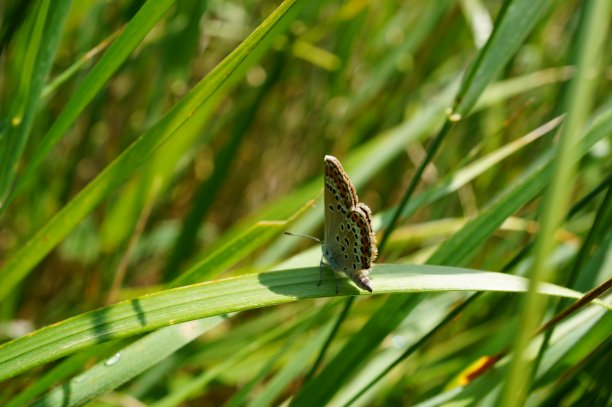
323;155;377;292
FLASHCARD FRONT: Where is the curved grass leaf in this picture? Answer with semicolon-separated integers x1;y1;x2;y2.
14;202;316;405
0;263;607;384
37;300;332;407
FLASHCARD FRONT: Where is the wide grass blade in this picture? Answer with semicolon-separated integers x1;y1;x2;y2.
0;264;602;384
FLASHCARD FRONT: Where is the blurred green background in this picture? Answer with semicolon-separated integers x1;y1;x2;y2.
0;0;610;405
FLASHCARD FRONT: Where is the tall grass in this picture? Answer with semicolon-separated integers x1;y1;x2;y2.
0;0;610;405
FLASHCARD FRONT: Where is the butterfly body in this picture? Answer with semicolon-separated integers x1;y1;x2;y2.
322;155;377;292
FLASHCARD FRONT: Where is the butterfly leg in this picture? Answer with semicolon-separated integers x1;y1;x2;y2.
319;257;339;294
318;257;324;287
334;272;340;294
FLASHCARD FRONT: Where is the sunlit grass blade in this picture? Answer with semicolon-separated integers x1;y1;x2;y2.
371;113;563;233
429;107;612;266
41;28;122;100
1;264;603;384
501;1;610;404
528;183;612;388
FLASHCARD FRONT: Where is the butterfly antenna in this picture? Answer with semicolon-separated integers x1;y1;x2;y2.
284;232;322;244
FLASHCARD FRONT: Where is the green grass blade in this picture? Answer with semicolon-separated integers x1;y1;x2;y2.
290;293;424;407
0;0;70;208
332;293;470;406
0;264;601;384
0;0;303;302
5;340;122;407
171;201;314;287
41;28;122;100
501;1;610;404
451;0;553;118
376;114;563;231
31;318;223;407
530;182;612;387
152;305;329;407
248;321;335;407
428;108;612;266
415;307;611;406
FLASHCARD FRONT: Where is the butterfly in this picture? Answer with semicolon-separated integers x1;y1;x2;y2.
321;155;377;293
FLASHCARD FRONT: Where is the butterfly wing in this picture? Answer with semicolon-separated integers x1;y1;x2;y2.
324;155;357;249
356;202;378;263
323;156;377;292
